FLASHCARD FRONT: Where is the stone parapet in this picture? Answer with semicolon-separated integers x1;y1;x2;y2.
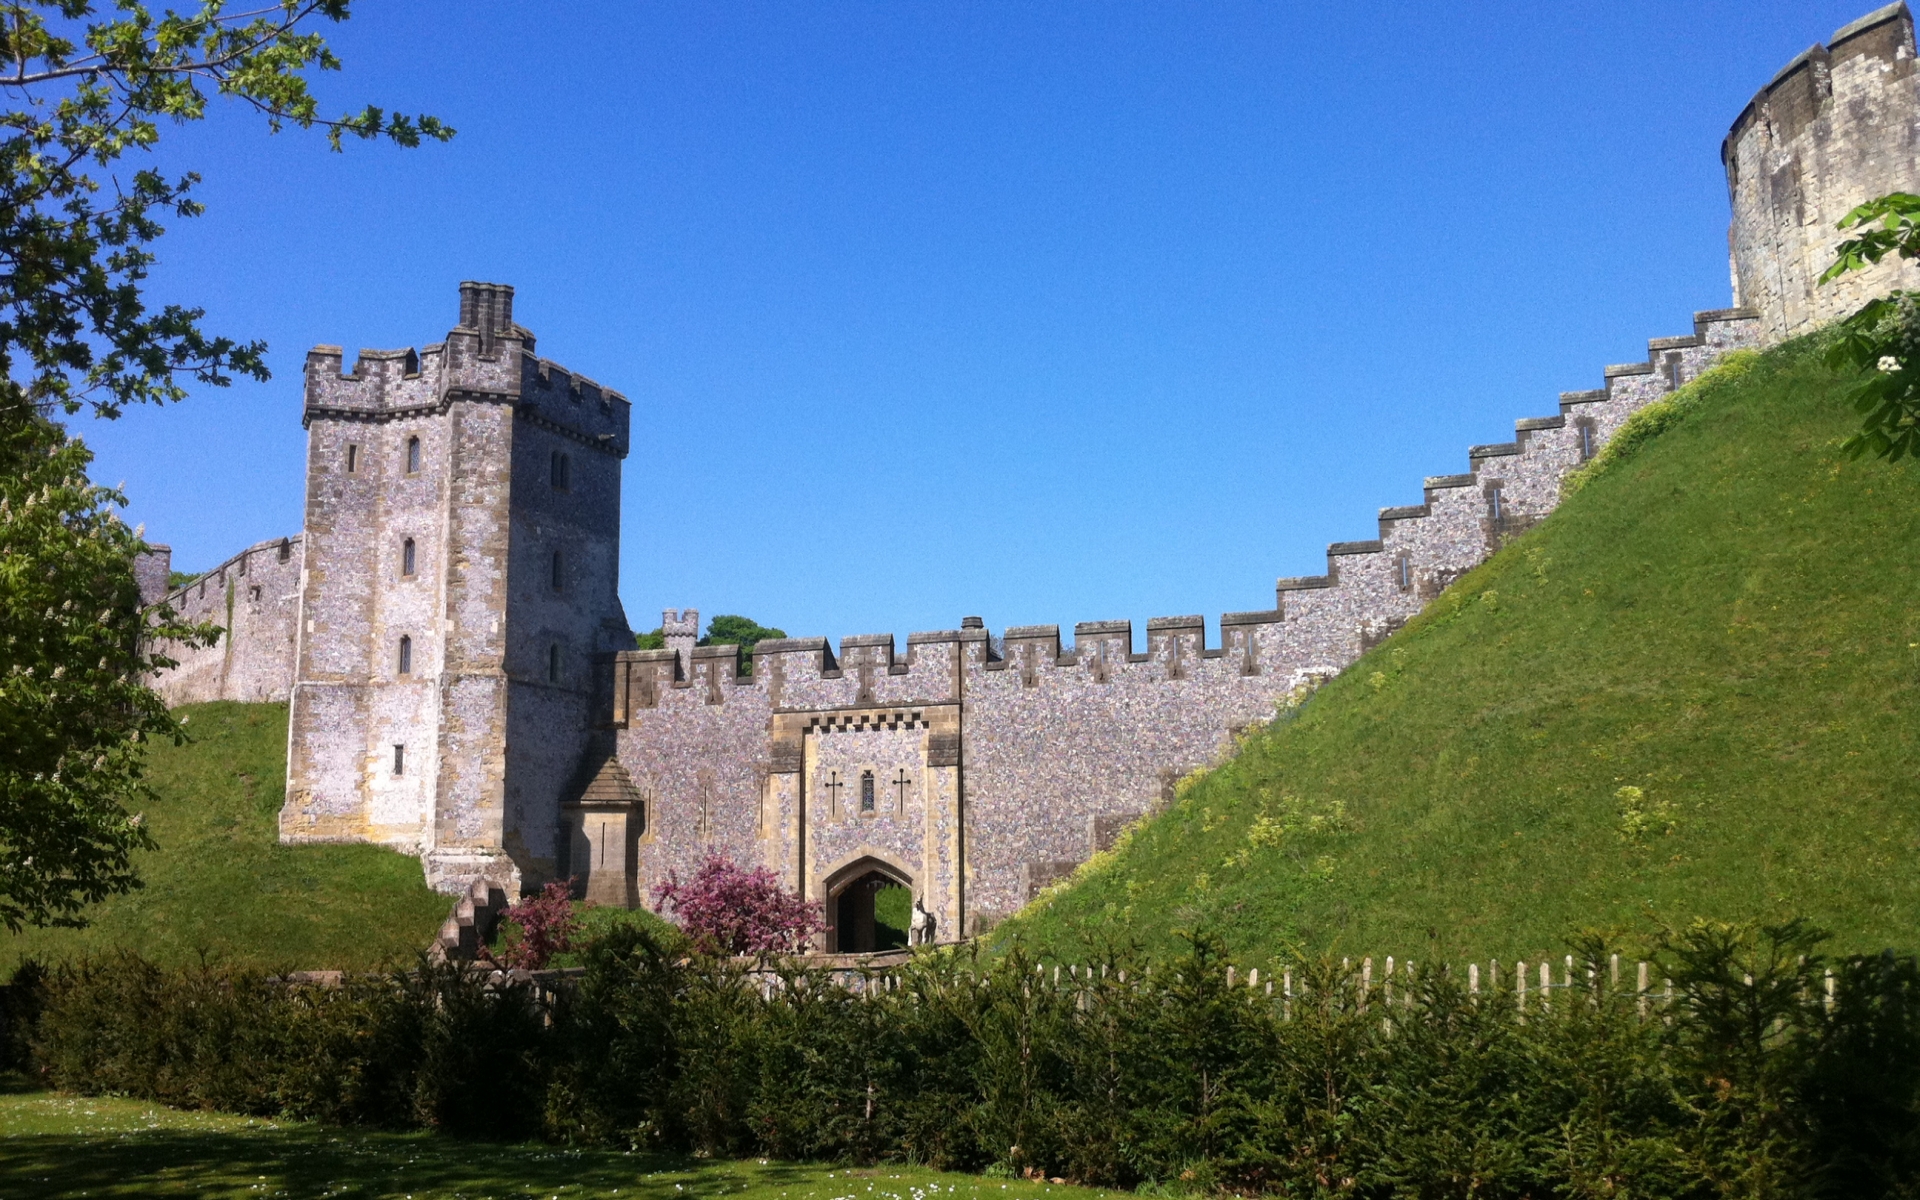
146;535;303;706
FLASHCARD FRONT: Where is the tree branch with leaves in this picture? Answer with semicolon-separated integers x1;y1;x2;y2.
0;1;450;420
1819;191;1920;462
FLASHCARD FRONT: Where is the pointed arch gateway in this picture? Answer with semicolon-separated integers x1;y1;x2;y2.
821;854;912;954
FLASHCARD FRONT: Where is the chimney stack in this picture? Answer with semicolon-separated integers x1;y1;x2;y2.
457;281;516;354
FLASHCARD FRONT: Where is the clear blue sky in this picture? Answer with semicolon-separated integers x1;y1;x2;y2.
82;1;1875;646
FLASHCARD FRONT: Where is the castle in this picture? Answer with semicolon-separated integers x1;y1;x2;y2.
142;4;1920;949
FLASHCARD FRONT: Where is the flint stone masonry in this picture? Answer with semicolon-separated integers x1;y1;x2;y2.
147;536;304;706
142;8;1913;923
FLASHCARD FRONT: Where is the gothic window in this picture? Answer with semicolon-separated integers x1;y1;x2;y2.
398;636;412;675
1395;552;1412;593
392;744;406;776
402;538;416;578
345;444;358;473
1488;486;1504;522
551;550;564;592
550;450;571;491
277;540;291;563
548;642;561;683
405;436;421;474
860;769;876;814
1577;420;1596;461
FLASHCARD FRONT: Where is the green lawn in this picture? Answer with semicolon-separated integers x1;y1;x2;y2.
1005;339;1920;965
2;702;450;973
0;1083;1114;1200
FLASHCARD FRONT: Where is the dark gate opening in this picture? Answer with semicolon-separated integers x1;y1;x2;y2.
831;870;911;953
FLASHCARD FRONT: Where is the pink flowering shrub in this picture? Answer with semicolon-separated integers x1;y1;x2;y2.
652;852;822;956
498;879;585;969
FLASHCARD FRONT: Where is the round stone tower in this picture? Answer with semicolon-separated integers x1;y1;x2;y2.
1724;2;1920;342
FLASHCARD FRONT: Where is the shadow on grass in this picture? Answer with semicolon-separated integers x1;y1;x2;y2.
0;1123;836;1199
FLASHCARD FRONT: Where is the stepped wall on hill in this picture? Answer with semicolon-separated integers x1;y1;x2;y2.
603;309;1763;938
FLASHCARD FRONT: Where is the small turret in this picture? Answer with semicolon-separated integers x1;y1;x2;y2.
663;608;700;674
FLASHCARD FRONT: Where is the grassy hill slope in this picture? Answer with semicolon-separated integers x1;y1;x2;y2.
3;702;450;971
1004;340;1920;963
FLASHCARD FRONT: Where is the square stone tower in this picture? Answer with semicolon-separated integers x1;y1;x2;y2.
281;282;632;894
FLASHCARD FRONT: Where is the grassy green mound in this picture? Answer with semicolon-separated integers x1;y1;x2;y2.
2;702;450;972
1005;339;1920;963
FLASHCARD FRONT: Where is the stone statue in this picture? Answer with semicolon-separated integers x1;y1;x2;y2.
910;896;936;947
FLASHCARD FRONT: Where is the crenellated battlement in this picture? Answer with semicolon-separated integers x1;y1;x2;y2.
160;534;303;612
605;297;1761;719
302;283;632;456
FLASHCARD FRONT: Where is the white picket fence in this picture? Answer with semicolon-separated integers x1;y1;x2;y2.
807;951;1845;1019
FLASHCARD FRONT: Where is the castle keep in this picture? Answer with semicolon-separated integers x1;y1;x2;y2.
146;5;1920;948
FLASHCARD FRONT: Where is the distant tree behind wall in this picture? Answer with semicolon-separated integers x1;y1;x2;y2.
634;615;787;675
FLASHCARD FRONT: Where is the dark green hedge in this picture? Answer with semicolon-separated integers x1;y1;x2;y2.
11;922;1920;1197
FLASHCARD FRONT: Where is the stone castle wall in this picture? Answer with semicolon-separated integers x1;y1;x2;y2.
146;535;304;707
1726;2;1920;341
600;309;1763;940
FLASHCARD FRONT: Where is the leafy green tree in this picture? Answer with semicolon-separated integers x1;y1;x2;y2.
0;1;448;927
0;413;214;929
700;614;787;655
1820;192;1920;461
